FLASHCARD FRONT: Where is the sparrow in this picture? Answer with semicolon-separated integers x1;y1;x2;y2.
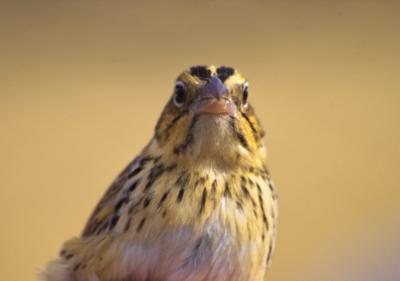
42;65;278;281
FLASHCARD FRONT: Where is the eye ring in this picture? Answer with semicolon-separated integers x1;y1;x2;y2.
242;81;249;108
173;81;186;107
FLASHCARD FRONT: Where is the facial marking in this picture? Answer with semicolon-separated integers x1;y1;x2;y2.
155;65;264;163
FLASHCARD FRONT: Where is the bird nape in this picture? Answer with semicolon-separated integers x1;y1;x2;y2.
42;65;278;281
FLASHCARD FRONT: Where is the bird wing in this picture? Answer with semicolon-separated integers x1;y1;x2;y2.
81;156;146;237
81;179;124;237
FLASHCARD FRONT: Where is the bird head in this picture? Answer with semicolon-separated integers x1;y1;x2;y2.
154;65;266;169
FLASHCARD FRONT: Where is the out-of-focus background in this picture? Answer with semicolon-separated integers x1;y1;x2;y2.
1;1;399;280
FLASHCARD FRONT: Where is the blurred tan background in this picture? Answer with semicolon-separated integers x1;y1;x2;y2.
1;1;399;280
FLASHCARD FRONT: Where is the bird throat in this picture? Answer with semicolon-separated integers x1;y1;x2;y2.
183;114;248;168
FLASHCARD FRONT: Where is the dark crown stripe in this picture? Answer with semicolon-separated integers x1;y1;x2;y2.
190;66;212;80
216;66;235;82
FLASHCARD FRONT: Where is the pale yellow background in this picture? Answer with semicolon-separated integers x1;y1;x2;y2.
1;1;399;281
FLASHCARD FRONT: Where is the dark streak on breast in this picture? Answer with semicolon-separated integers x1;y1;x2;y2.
177;188;185;203
175;171;189;203
199;188;207;214
95;222;108;235
124;218;131;232
269;181;276;196
108;215;119;231
127;166;142;179
127;156;153;179
262;213;269;231
136;218;146;232
143;193;153;209
224;181;232;198
144;164;165;191
211;180;217;195
158;190;170;208
73;262;81;271
193;238;202;255
267;241;273;264
256;183;269;231
253;208;258;218
128;198;143;215
128;179;140;192
248;177;255;187
176;171;189;185
64;253;73;260
243;185;257;207
194;177;206;188
236;199;244;211
114;196;129;212
241;184;250;198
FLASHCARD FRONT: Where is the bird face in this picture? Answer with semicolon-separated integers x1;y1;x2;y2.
155;65;266;167
173;67;245;117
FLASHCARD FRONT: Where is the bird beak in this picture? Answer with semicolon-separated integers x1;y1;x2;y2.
191;77;237;116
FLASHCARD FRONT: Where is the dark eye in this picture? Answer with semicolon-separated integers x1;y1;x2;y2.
243;82;249;107
173;82;186;107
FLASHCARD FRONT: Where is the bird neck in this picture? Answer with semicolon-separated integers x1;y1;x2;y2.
144;137;266;174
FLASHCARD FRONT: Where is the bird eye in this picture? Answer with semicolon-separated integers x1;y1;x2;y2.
243;82;249;107
173;82;186;107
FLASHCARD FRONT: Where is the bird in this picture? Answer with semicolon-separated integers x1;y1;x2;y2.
42;65;278;281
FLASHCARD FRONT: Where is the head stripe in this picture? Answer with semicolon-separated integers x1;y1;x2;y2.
190;66;212;80
216;66;235;82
